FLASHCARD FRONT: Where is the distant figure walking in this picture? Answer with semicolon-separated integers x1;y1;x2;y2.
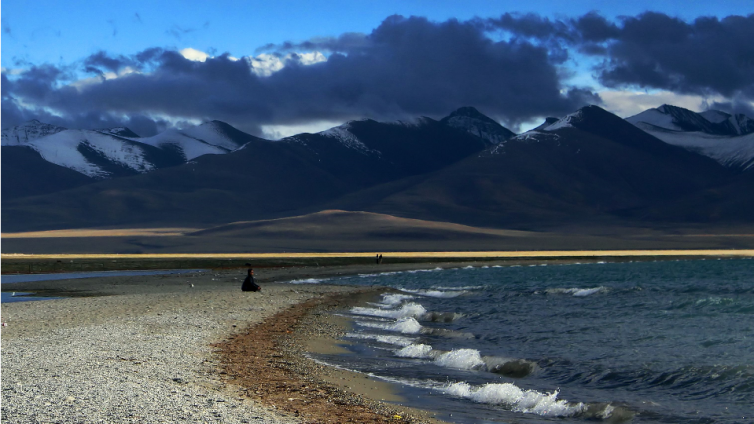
242;268;261;292
376;254;380;264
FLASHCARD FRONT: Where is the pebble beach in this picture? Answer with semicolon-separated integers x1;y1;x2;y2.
1;265;451;423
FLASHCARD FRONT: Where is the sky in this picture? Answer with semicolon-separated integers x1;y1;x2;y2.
2;0;754;137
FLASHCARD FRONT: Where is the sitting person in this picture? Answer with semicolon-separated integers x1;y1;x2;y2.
241;268;261;292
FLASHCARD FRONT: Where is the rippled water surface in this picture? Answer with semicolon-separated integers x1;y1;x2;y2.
310;259;754;423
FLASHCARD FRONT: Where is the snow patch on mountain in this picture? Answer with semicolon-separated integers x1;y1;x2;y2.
441;107;515;145
489;131;560;154
699;110;729;124
627;109;684;131
543;110;583;131
21;130;156;178
640;129;754;170
628;105;754;136
131;123;235;161
444;115;511;144
320;124;380;156
96;127;140;138
387;116;434;128
1;120;67;145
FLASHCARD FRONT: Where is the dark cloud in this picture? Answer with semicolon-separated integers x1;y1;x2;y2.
597;13;754;98
486;11;754;107
708;96;754;117
489;13;575;42
10;11;752;136
256;32;370;55
3;15;598;133
83;51;136;73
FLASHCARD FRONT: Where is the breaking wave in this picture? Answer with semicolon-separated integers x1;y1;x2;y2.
288;278;329;284
345;332;417;347
443;382;584;417
394;344;537;377
544;286;608;296
399;288;468;298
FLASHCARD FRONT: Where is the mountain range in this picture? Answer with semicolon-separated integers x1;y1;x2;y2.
3;104;754;240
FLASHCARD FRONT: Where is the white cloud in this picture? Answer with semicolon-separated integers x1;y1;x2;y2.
177;48;326;77
261;119;344;140
247;52;326;77
69;67;140;91
1;67;27;76
600;90;726;118
180;47;210;62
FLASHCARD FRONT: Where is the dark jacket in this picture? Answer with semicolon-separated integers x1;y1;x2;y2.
242;273;260;292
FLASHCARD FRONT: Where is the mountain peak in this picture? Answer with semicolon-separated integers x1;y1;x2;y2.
628;104;754;136
533;117;560;131
441;106;514;145
1;120;67;146
97;127;140;138
444;106;499;124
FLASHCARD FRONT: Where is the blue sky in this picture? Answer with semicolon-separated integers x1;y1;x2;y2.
3;1;754;136
3;0;749;68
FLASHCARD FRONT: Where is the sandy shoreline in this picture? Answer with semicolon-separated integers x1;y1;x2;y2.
1;262;469;423
5;255;752;422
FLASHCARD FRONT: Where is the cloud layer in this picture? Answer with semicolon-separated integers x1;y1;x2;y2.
3;12;753;136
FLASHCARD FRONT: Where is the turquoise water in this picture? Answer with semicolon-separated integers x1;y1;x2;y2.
309;259;754;423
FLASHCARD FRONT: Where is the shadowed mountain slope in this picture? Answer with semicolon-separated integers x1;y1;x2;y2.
1;146;95;200
1;114;492;231
325;106;735;228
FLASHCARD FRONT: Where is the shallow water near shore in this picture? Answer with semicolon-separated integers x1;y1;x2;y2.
308;259;753;423
1;269;207;302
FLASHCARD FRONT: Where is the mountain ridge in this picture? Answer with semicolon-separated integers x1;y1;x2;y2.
3;104;754;234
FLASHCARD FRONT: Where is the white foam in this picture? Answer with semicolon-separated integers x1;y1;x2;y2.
431;285;484;291
379;293;416;307
351;302;427;319
345;333;417;347
435;349;485;370
288;278;328;284
572;287;603;297
400;289;467;298
406;267;443;273
545;286;607;296
443;382;584;417
357;317;424;334
395;344;434;359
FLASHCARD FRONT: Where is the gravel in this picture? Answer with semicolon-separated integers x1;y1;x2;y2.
1;282;361;423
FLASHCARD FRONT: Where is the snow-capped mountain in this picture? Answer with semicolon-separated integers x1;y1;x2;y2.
627;104;754;170
317;122;381;156
628;104;754;136
97;127;140;138
440;106;515;145
1;120;260;179
130;120;252;161
1;120;66;145
9;129;162;178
